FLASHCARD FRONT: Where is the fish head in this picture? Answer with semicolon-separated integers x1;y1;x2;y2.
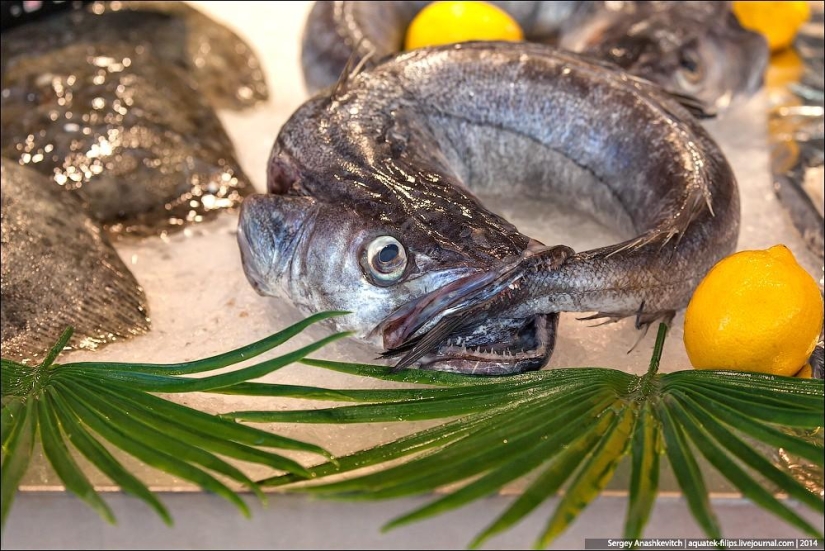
238;191;466;333
570;3;769;110
238;150;560;375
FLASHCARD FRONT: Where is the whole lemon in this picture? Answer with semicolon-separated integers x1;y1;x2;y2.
405;1;524;51
732;1;811;52
684;245;823;376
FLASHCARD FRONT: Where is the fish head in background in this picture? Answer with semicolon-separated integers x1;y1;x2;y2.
563;2;770;111
238;132;561;376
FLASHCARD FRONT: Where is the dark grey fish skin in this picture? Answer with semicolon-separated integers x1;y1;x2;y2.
239;43;740;375
1;33;250;235
811;340;824;380
1;1;268;110
96;1;268;110
301;1;768;111
1;160;149;364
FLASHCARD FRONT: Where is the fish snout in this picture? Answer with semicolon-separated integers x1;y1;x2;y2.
237;195;278;296
237;194;316;297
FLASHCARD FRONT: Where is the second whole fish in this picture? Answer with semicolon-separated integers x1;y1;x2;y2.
301;0;769;112
238;43;740;375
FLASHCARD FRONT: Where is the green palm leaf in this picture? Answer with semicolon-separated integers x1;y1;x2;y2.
45;387;171;525
2;314;823;550
624;403;661;541
0;312;348;530
1;398;37;527
232;324;823;548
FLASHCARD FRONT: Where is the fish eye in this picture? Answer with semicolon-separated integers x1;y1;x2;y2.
678;50;703;83
363;235;407;285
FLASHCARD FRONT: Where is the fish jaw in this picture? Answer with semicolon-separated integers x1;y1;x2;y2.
378;278;559;375
379;246;573;375
407;314;557;375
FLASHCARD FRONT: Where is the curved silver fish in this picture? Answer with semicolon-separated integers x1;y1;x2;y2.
302;1;768;111
1;160;149;364
238;43;740;375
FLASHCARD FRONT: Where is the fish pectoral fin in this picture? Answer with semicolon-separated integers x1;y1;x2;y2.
576;312;627;327
626;307;676;354
662;89;717;120
634;306;675;331
387;315;467;372
330;37;375;98
577;305;675;351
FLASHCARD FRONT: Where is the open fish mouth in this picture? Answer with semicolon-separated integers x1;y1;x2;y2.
378;246;571;375
398;314;557;376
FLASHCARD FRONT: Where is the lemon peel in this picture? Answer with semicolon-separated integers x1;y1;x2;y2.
684;245;823;376
405;1;523;51
733;1;811;52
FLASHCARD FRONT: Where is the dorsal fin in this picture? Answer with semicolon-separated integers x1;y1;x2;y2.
330;39;375;98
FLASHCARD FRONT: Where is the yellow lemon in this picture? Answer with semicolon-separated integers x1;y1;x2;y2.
733;1;811;52
795;364;813;379
684;245;823;376
764;47;804;89
405;1;524;51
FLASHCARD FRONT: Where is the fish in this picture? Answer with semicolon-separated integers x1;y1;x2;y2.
1;160;150;364
238;42;740;375
0;2;258;235
1;1;268;110
0;1;263;362
301;1;769;112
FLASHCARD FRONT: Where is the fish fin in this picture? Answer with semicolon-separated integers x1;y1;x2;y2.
627;323;652;354
1;163;150;364
577;312;626;327
662;90;717;119
608;168;713;257
1;259;150;364
380;333;424;359
330;38;375;98
2;231;149;360
389;315;467;371
385;247;573;371
605;230;664;256
578;303;674;353
627;308;675;354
